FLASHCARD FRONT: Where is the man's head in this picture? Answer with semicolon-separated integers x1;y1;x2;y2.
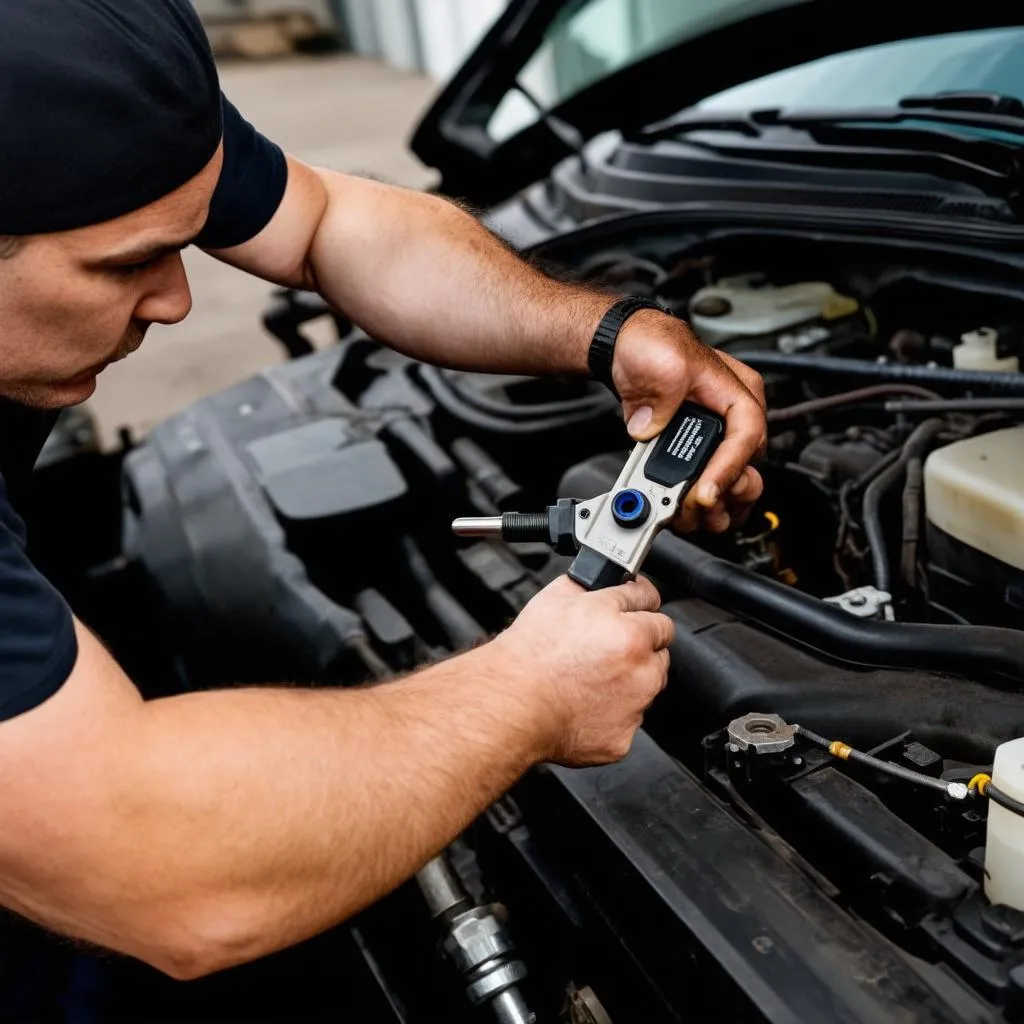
0;0;223;409
0;150;223;408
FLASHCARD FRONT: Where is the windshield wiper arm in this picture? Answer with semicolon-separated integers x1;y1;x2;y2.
757;101;1024;142
900;91;1024;119
629;94;1024;209
628;111;764;144
633;93;1024;146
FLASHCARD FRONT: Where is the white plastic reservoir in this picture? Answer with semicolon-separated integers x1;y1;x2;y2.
985;737;1024;911
924;426;1024;573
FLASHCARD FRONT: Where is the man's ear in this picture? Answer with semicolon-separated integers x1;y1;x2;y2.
0;236;24;259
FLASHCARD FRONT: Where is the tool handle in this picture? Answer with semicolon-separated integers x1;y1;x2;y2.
568;401;726;591
642;400;725;489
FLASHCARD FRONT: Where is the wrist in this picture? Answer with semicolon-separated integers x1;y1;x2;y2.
467;638;558;767
551;288;619;377
588;299;676;398
402;641;553;771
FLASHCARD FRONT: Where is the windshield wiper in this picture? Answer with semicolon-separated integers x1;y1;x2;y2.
631;92;1024;209
636;92;1024;143
753;105;1024;198
756;97;1024;141
900;91;1024;119
630;112;764;143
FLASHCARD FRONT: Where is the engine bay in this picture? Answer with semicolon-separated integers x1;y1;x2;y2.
48;220;1024;1022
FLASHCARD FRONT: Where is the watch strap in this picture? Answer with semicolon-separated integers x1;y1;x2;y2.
588;296;672;399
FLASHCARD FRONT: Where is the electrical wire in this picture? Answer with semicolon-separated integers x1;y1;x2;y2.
794;725;969;800
767;384;943;422
969;773;1024;819
885;397;1024;414
861;419;945;594
834;447;902;588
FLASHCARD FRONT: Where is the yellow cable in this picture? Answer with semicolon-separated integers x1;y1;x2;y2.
968;773;991;796
864;306;879;339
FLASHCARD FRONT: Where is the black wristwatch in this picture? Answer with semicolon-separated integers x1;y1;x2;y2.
588;296;673;399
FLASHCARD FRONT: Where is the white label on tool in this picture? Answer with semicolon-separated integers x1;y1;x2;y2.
666;416;704;463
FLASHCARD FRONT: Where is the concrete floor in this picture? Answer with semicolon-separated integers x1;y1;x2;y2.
87;54;440;448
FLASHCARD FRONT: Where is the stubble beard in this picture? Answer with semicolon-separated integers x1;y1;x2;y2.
3;321;149;410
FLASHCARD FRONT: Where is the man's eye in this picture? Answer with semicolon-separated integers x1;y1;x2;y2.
115;258;159;276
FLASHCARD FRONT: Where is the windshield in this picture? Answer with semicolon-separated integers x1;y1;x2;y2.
487;0;800;143
488;13;1024;147
697;27;1024;115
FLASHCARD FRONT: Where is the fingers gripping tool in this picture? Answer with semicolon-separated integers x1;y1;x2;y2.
452;402;725;591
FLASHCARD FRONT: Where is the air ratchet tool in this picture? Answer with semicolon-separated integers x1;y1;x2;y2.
453;401;725;590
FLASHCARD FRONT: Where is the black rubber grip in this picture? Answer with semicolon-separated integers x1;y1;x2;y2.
569;547;628;591
501;512;552;543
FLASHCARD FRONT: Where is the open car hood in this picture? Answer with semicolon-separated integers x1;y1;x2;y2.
410;0;1023;207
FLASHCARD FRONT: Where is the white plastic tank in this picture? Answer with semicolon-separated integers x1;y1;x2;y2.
952;326;1019;373
986;738;1024;910
924;426;1024;573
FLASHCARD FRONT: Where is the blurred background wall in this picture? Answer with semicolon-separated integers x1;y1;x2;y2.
190;0;513;76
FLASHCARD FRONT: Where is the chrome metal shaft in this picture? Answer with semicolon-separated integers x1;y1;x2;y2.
490;987;537;1024
452;516;504;537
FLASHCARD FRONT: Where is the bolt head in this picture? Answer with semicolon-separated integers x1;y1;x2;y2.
579;508;591;520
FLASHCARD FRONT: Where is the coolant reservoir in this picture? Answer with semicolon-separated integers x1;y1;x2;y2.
985;738;1024;910
924;426;1024;574
688;274;858;345
952;327;1019;373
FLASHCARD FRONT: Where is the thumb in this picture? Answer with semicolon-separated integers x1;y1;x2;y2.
625;397;679;442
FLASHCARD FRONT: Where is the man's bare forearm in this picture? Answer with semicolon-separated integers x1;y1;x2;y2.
307;170;612;375
7;627;543;979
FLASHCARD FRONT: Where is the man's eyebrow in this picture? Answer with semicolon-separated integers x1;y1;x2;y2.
95;234;201;266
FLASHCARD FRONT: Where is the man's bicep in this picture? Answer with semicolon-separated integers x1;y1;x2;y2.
204;155;327;289
0;618;142;796
0;620;143;936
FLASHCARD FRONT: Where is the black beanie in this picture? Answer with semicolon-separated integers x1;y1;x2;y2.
0;0;223;235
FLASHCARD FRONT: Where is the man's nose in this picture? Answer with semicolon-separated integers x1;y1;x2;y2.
136;254;193;326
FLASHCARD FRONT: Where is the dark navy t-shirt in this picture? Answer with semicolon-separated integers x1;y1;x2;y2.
0;94;288;720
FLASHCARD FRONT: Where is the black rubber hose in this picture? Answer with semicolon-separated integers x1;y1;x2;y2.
861;458;907;594
441;370;613;420
418;366;612;434
901;454;927;591
988;783;1024;820
401;537;488;649
647;534;1024;689
861;419;944;593
450;438;522;509
733;351;1024;393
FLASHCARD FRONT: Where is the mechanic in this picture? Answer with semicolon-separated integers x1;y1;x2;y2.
0;0;766;980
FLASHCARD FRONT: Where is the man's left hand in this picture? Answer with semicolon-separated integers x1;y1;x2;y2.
611;310;767;535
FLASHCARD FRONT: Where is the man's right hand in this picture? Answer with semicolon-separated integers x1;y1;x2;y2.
488;575;674;767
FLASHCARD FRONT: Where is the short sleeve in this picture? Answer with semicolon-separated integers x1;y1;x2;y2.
194;94;289;250
0;477;78;721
